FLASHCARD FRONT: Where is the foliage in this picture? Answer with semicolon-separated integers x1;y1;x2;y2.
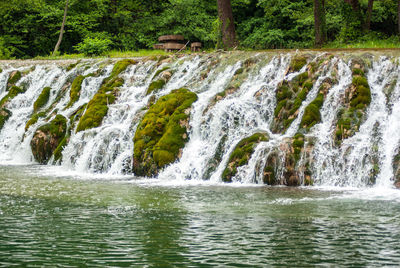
74;37;112;56
0;0;400;58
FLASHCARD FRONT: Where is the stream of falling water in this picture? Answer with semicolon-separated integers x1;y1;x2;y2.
0;53;399;189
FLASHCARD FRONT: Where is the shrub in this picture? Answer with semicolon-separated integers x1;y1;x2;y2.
74;37;112;56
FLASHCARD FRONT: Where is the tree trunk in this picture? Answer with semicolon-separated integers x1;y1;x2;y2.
364;0;374;31
344;0;360;11
53;0;69;56
398;0;400;34
314;0;327;47
217;0;237;49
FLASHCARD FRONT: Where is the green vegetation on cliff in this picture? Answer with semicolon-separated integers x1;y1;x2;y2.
30;115;67;164
133;88;198;177
33;87;51;112
0;86;25;108
335;65;371;143
272;70;314;133
67;75;85;108
0;108;12;131
222;133;269;182
7;71;21;88
76;59;135;132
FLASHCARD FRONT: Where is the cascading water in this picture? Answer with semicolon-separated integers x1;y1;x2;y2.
0;52;399;189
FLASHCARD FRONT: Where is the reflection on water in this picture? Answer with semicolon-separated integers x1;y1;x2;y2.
1;165;400;267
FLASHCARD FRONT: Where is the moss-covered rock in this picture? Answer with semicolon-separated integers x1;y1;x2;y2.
146;79;166;95
146;66;173;95
76;59;135;132
335;64;371;144
30;115;68;164
6;70;22;89
263;136;314;186
33;87;51;112
133;88;198;177
222;133;269;182
25;111;47;131
0;85;26;108
0;108;12;131
66;75;85;108
272;71;314;133
299;80;333;132
289;55;308;72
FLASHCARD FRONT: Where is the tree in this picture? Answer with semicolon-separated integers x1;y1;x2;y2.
344;0;360;11
314;0;327;46
217;0;237;49
53;0;69;56
364;0;374;31
398;0;400;34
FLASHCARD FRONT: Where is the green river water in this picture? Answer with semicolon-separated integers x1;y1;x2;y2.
1;165;400;267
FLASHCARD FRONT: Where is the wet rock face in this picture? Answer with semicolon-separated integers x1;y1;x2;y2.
0;108;12;131
30;115;67;164
263;136;314;186
222;133;269;182
133;88;198;177
394;152;400;188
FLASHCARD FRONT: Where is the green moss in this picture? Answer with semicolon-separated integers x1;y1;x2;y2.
152;66;170;80
0;108;12;131
290;56;307;72
234;67;244;76
335;73;371;143
76;93;115;132
0;86;25;108
263;166;276;185
352;68;364;76
294;72;309;85
292;133;305;161
67;75;85;108
53;133;69;163
146;79;166;95
25;111;46;131
30;115;68;164
300;93;324;130
133;88;198;176
66;61;80;72
222;133;269;182
7;71;22;86
76;60;135;132
110;59;136;78
33;87;51;112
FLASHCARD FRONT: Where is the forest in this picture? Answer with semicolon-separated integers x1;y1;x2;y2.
0;0;399;59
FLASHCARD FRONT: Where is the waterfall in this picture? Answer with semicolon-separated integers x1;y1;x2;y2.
0;52;399;188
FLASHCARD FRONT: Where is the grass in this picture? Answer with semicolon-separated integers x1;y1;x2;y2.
32;49;172;60
324;38;400;49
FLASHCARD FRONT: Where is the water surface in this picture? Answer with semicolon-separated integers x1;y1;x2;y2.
1;165;400;267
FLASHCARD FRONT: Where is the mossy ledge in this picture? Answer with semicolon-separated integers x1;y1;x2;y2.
299;79;333;132
30;115;68;164
133;88;198;177
335;63;371;144
0;108;12;131
222;133;269;182
6;70;22;89
146;67;173;95
66;75;85;108
263;135;313;186
272;71;314;133
76;59;135;132
0;85;26;108
33;87;51;112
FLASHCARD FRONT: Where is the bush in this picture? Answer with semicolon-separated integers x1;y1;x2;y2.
74;37;112;56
